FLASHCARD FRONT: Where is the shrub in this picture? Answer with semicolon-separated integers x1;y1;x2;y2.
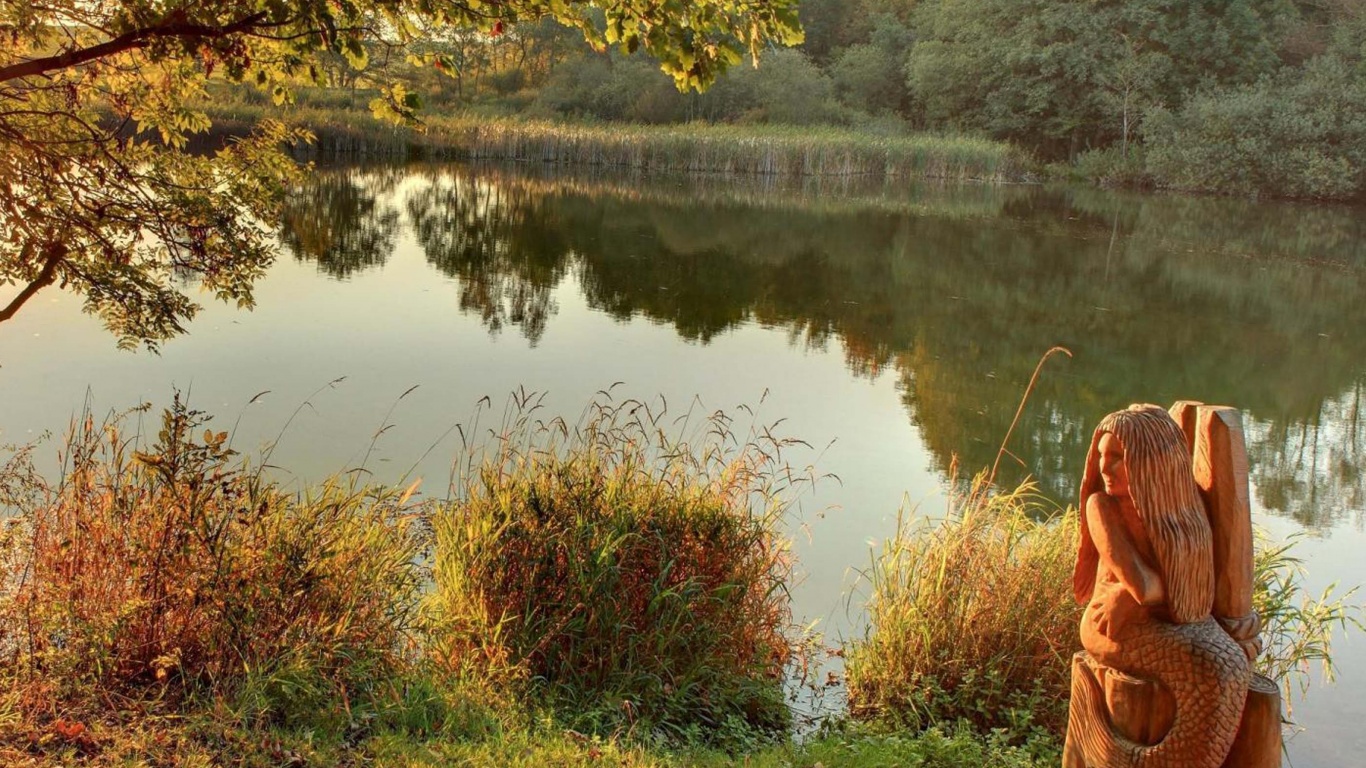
425;392;806;745
532;54;688;124
1068;146;1152;188
743;49;842;126
1144;55;1366;200
844;476;1079;735
0;398;423;726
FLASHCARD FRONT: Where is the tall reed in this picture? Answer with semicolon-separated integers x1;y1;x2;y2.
193;95;1032;182
844;474;1080;734
425;390;813;744
1252;530;1364;705
0;398;424;728
449;119;1031;182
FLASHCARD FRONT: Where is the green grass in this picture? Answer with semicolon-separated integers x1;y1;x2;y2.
0;713;1060;767
362;723;1059;767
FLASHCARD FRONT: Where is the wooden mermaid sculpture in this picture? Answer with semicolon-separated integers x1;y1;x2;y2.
1062;403;1279;768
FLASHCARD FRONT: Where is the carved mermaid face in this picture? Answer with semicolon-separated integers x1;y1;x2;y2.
1097;432;1130;498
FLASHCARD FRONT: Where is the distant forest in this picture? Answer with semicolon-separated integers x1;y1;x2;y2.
243;0;1366;199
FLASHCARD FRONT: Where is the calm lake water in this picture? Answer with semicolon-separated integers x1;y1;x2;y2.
3;163;1364;765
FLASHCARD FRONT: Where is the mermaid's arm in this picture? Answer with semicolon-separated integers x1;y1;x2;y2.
1085;493;1165;606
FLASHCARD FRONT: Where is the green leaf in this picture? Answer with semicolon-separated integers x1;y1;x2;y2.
342;37;369;70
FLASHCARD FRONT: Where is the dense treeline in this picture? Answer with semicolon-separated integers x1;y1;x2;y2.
270;1;1366;199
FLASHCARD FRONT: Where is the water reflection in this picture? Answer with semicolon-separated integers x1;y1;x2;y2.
406;174;566;344
281;165;1366;528
280;170;402;279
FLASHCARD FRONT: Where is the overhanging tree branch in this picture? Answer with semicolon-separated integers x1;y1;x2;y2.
0;243;67;323
0;13;270;83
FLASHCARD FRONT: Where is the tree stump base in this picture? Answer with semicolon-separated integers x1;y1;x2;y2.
1065;654;1283;768
1222;673;1281;768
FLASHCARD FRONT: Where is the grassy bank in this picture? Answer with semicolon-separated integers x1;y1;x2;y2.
0;395;1057;766
1;396;1357;766
195;95;1033;183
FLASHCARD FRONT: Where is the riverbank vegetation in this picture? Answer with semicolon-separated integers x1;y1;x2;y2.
845;478;1079;737
196;92;1029;182
0;395;1055;765
194;1;1366;200
2;394;1359;766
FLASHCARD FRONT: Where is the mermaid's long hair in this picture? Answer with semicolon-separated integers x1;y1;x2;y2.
1073;404;1215;624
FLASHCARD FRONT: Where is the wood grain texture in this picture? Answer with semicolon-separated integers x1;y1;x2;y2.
1221;673;1282;768
1104;667;1176;746
1066;405;1252;768
1168;401;1201;458
1194;407;1254;620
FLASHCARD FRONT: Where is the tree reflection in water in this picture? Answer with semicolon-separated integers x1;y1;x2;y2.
278;164;1366;528
280;169;402;279
406;172;566;344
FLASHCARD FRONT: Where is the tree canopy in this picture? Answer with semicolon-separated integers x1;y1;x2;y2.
0;0;802;347
905;0;1288;156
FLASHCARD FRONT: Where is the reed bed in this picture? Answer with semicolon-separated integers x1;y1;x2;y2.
0;390;816;759
193;97;1031;182
0;398;424;732
844;475;1080;735
196;101;419;160
426;390;813;745
447;119;1031;182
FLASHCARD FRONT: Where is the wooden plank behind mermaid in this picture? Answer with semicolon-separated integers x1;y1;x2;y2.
1062;405;1251;768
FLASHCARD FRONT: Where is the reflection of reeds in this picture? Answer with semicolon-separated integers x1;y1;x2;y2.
407;160;1032;220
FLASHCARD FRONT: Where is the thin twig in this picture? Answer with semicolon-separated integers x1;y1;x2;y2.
988;346;1073;489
